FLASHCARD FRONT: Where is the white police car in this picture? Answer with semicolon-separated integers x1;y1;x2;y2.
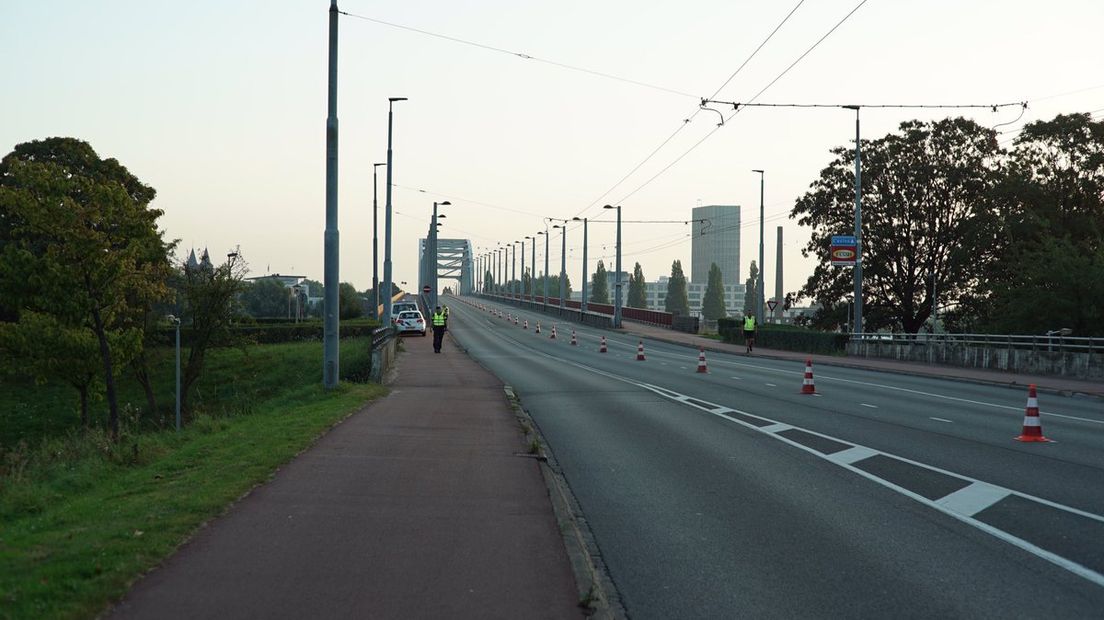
394;310;426;336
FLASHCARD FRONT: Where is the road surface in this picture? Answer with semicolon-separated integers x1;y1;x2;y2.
445;296;1104;619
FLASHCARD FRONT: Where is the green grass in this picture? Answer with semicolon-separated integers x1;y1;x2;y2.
0;339;387;619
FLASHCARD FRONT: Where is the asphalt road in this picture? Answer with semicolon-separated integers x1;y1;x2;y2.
444;295;1104;619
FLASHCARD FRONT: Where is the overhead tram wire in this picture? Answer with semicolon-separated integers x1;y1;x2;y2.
612;0;872;205
338;10;696;99
571;0;808;219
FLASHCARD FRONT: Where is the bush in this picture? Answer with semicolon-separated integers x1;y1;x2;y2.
149;320;380;347
718;319;848;354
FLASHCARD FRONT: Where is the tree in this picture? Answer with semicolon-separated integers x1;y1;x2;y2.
177;252;247;415
522;268;532;295
241;279;289;318
743;261;759;317
665;260;689;315
591;260;610;304
791;118;1002;332
338;282;363;320
975;113;1104;335
628;262;647;309
702;263;727;320
0;138;171;439
483;270;494;293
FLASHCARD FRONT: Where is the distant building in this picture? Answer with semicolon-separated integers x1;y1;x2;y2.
644;276;745;318
691;205;740;286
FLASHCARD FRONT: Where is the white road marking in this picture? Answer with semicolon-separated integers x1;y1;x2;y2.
937;482;1011;517
765;383;777;387
760;423;792;433
827;446;879;465
930;417;954;423
861;403;878;409
730;376;742;380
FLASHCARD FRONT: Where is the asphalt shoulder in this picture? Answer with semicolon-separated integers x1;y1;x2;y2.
110;330;583;619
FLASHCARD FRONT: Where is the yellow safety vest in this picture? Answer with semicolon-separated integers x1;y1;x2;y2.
432;312;446;327
744;316;756;330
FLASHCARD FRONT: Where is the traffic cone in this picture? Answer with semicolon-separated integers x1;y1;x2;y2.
801;359;816;394
514;316;519;326
599;336;607;353
524;319;528;330
535;322;541;334
571;330;578;346
696;347;708;373
636;340;646;361
550;325;557;340
1016;385;1051;442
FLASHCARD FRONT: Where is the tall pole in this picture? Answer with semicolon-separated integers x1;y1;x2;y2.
430;202;438;309
174;319;180;431
512;242;518;297
520;240;525;299
615;206;622;327
544;225;550;308
775;226;783;324
530;236;536;302
577;218;588;313
846;105;864;335
754;170;765;326
497;248;502;295
383;96;406;328
559;225;567;308
372;163;385;318
322;0;340;389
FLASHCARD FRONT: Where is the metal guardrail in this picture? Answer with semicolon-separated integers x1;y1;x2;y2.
852;332;1101;353
371;325;395;350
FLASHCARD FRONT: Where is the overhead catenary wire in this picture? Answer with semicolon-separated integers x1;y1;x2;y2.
338;10;696;99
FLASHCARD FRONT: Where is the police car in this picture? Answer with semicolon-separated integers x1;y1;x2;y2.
394;310;426;336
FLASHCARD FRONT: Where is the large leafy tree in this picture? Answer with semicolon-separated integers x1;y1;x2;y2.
791;118;1002;333
702;263;727;320
241;278;289;318
591;260;609;304
628;262;647;308
665;260;689;316
0;138;172;439
338;282;363;320
974;113;1104;335
743;261;759;317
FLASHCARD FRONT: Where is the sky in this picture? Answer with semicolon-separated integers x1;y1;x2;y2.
3;0;1103;301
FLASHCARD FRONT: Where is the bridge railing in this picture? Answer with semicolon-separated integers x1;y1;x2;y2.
851;332;1101;353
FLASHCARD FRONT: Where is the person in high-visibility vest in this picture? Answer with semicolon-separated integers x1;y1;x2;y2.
743;314;757;354
431;306;447;353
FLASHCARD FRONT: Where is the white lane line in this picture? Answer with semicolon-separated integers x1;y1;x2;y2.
765;383;777;387
680;366;688;370
930;417;954;423
760;423;792;433
730;376;742;380
827;446;879;465
861;403;878;409
937;482;1011;517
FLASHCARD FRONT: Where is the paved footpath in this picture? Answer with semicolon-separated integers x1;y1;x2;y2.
618;321;1104;399
111;331;582;619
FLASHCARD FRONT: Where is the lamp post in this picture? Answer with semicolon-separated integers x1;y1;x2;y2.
527;235;536;302
519;239;526;300
752;170;765;327
603;205;622;327
383;96;407;329
553;223;567;308
372;162;385;318
843;105;863;336
512;241;519;298
323;0;340;389
167;315;181;431
540;227;549;308
573;217;588;313
431;201;450;309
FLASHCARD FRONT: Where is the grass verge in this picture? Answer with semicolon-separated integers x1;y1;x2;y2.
0;339;387;619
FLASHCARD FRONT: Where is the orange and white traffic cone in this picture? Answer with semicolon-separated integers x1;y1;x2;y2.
696;347;708;373
801;358;816;394
1016;384;1051;442
599;336;607;353
636;341;646;361
550;325;557;340
514;316;519;326
570;329;578;345
535;322;541;334
524;319;528;330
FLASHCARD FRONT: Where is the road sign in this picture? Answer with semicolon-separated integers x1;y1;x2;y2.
422;285;431;294
830;235;857;266
767;300;778;312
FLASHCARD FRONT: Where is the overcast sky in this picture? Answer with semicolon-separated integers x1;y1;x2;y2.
3;0;1102;300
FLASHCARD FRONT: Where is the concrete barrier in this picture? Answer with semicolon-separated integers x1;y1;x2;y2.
369;326;398;383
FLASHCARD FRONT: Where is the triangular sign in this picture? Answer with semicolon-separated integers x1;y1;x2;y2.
767;300;778;311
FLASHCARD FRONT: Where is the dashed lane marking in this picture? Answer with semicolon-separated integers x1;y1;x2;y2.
930;417;954;423
861;403;878;409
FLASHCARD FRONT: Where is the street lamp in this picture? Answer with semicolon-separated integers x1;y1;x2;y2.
167;315;181;431
538;229;549;308
842;104;863;336
382;96;407;330
513;240;521;298
430;200;450;308
372;162;386;319
573;216;588;313
526;235;535;302
323;0;340;389
603;204;622;327
552;223;567;309
752;170;765;327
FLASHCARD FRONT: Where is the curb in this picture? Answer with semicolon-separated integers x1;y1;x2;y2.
504;385;626;620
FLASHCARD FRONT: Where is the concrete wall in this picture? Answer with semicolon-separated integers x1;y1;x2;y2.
846;340;1104;381
369;332;398;383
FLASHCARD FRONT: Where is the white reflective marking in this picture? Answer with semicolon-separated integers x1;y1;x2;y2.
1023;417;1041;426
937;482;1011;517
765;383;777;387
730;376;742;380
760;423;792;433
861;403;878;409
826;446;878;465
930;417;954;423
